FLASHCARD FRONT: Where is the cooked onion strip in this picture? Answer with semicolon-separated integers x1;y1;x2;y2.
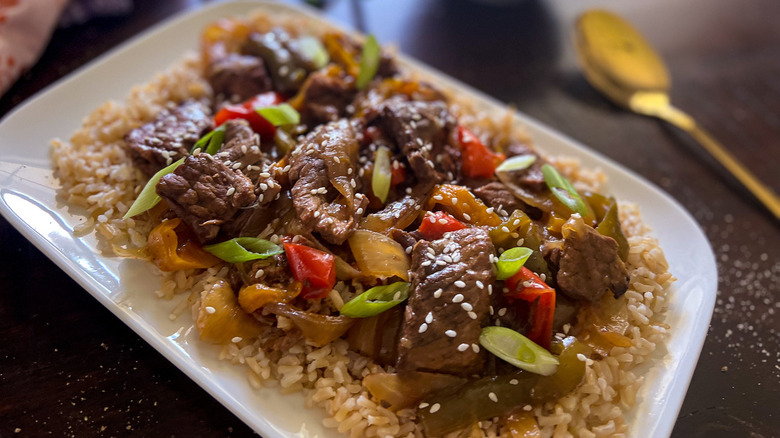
348;230;410;281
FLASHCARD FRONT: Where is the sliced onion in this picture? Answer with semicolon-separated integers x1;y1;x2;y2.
348;229;410;281
265;302;354;347
123;157;185;219
479;326;559;376
340;282;409;318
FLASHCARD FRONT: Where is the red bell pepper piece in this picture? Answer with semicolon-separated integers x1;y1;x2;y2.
283;242;336;300
418;211;467;240
214;92;284;139
505;267;556;349
458;125;505;179
390;161;406;187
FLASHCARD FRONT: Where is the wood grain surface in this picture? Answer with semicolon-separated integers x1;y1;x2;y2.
1;0;778;436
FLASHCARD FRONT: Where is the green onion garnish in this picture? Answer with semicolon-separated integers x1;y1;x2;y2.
257;103;301;127
298;35;330;69
123;157;185;219
479;326;559;376
541;164;589;217
371;146;392;203
356;35;380;90
203;237;284;263
340;282;410;318
496;246;533;280
191;124;226;155
495;154;536;173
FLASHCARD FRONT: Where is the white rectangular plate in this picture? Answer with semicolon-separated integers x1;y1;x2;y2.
0;1;716;437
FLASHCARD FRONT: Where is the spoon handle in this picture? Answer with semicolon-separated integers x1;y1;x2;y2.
656;104;780;220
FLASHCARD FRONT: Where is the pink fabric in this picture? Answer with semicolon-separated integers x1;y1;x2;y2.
0;0;68;95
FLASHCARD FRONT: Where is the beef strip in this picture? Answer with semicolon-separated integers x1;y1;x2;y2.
288;119;369;245
396;228;495;376
156;153;256;243
214;120;281;202
298;70;355;125
206;53;273;105
243;29;313;94
124;100;213;176
247;254;292;287
473;181;528;214
369;96;458;187
544;215;629;302
391;228;422;253
503;142;548;192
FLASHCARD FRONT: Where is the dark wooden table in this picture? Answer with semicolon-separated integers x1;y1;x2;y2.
1;0;778;436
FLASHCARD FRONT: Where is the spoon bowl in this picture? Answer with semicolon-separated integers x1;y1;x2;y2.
574;10;780;220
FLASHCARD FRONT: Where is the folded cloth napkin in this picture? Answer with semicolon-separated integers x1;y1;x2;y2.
0;0;132;97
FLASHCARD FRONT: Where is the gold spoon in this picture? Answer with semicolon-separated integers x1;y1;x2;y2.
574;9;780;220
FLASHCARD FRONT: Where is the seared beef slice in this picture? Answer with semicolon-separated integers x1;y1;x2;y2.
288;120;369;245
552;215;629;302
156;154;255;243
124;100;213;176
397;228;495;376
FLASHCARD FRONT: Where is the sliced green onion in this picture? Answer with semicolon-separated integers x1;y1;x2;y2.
257;103;301;126
298;35;330;69
496;246;533;280
541;164;589;217
123;157;185;219
203;237;283;263
495;154;536;173
340;282;410;318
372;146;392;203
479;326;559;376
356;34;380;90
191;124;226;155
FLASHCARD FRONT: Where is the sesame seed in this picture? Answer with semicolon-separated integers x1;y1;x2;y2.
488;392;498;402
258;194;264;202
351;179;357;188
501;226;510;233
428;216;437;224
433;289;443;298
577;353;587;362
436;260;446;266
433;194;443;201
467;311;477;320
347;167;353;174
451;197;458;205
461;303;473;311
205;306;216;314
445;330;457;338
226;187;235;196
488;284;493;295
438;218;448;225
452;294;464;303
486;207;494;214
393;291;401;300
419;402;429;409
405;246;413;254
430;403;440;413
498;308;507;317
334;156;341;163
457;343;469;352
419;323;428;333
232;162;242;169
314;211;321;218
476;280;484;289
510;379;519;385
463;213;471;221
489;306;494;315
425;312;433;324
231;337;243;343
454;280;466;288
356;208;364;215
421;260;432;267
260;172;271;178
259;183;268;191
